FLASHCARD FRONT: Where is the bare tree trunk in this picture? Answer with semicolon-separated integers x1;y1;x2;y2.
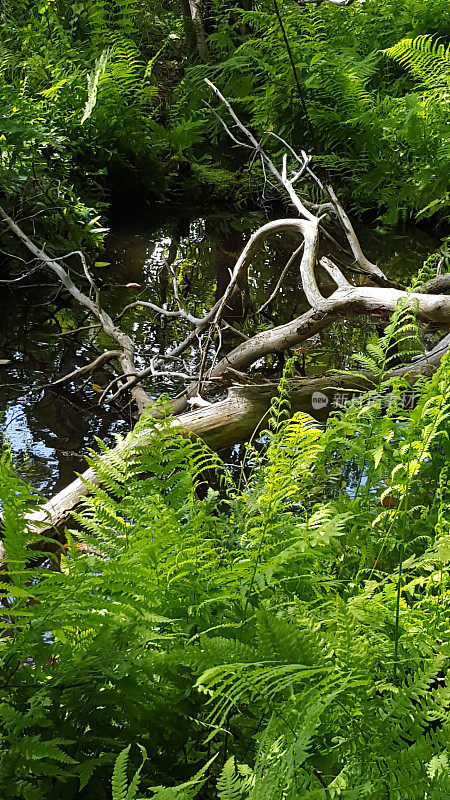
188;0;209;61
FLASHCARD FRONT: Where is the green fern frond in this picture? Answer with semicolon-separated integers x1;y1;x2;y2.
81;50;110;124
217;757;246;800
112;745;131;800
385;35;450;91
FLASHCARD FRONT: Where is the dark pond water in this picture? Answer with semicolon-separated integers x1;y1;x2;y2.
0;203;437;497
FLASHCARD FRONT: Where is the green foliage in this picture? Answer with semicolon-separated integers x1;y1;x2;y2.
111;744;147;800
385;34;450;91
2;0;449;246
383;34;450;220
0;0;181;249
174;0;450;223
351;295;423;379
1;303;450;797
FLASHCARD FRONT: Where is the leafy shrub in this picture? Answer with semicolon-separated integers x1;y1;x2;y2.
1;0;449;247
0;0;181;248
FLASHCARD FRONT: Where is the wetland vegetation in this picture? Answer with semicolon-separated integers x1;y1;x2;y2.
1;1;450;798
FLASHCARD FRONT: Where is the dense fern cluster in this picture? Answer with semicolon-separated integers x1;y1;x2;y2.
0;0;181;247
1;0;449;249
174;0;449;223
1;303;450;798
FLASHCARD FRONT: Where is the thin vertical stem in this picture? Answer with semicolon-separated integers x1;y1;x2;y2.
393;542;403;684
272;0;319;152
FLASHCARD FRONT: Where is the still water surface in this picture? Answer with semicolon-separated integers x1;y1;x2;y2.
0;205;437;496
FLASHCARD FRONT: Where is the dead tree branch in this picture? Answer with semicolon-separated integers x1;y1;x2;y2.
0;206;153;413
10;329;448;537
50;350;122;387
257;242;305;314
119;74;450;416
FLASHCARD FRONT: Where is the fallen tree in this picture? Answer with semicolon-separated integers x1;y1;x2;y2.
1;81;450;538
17;330;450;534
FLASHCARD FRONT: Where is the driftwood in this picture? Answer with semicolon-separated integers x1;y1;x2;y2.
13;330;448;534
2;84;450;416
1;84;450;546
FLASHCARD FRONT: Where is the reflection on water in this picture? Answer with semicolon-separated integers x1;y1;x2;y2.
0;203;437;495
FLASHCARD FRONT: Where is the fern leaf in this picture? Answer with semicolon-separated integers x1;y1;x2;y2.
112;745;131;800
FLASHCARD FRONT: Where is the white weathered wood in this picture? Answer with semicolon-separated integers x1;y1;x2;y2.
2;329;445;538
209;287;450;380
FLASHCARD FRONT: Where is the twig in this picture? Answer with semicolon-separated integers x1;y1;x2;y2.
222;322;251;341
49;350;122;386
0;206;151;413
205;79;317;223
0;258;44;284
257;242;305;314
116;299;201;325
272;0;318;151
55;323;102;337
